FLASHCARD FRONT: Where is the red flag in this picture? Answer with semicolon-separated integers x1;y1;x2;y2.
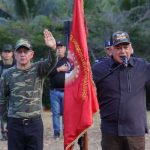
64;0;99;149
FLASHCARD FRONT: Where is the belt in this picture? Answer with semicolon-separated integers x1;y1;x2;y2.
52;88;64;92
8;115;41;126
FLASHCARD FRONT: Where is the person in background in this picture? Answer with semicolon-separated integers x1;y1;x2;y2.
104;40;112;57
0;44;15;141
0;44;15;75
49;40;68;140
92;31;150;150
95;40;112;63
0;29;57;150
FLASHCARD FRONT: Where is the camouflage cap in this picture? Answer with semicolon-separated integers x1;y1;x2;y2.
111;31;130;46
2;44;13;51
15;38;32;51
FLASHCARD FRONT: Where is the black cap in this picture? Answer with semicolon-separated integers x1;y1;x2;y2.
56;40;65;47
104;40;112;48
2;44;13;51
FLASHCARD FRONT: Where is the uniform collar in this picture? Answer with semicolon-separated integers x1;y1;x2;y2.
110;56;135;68
128;57;134;67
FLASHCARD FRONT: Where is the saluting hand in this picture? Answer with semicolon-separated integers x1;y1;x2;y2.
43;29;56;50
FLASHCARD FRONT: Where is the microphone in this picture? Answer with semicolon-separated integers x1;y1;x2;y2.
121;56;128;67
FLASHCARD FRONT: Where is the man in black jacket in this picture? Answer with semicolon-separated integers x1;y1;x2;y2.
49;40;68;140
92;31;150;150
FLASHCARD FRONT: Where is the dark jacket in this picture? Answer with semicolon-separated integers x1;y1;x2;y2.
0;60;16;77
92;57;150;136
49;57;68;89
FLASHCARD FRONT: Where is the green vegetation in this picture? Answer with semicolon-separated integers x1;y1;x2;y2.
0;0;150;108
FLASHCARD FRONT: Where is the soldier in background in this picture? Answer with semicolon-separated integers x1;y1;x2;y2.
0;44;15;75
0;44;15;141
95;40;112;63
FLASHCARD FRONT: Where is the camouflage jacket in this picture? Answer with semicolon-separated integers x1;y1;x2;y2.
0;59;16;77
0;50;57;118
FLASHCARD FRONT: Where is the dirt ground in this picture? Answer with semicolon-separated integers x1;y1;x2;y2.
0;111;150;150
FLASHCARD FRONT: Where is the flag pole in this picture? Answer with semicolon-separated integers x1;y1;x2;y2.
78;132;88;150
64;20;72;51
83;132;88;150
64;0;99;149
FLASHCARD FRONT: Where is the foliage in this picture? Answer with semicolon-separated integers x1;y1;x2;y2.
85;0;150;61
0;0;150;106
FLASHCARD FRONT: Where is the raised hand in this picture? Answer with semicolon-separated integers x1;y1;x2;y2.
43;29;56;50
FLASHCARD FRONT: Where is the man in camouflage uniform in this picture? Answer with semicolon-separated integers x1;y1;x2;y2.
0;44;15;141
0;29;57;150
0;44;15;75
